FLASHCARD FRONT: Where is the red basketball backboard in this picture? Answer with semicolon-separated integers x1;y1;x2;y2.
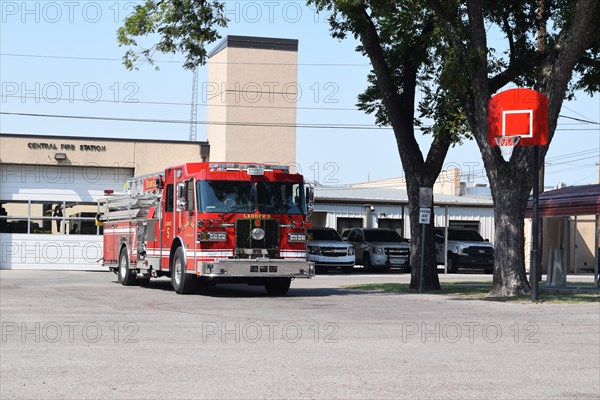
488;88;548;146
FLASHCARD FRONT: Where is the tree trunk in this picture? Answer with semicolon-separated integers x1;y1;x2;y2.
489;171;532;295
353;5;447;291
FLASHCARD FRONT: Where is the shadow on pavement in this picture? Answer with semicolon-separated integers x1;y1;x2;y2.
113;278;384;298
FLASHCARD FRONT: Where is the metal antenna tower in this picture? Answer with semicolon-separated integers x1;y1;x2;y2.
189;67;199;141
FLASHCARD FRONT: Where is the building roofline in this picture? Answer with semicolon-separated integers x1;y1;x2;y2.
208;35;298;58
0;132;209;146
316;197;494;208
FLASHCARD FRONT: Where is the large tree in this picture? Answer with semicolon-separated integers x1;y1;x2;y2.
309;1;474;290
426;0;600;295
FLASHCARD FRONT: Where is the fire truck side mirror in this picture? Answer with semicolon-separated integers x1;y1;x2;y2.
176;182;187;211
156;175;164;189
306;186;314;214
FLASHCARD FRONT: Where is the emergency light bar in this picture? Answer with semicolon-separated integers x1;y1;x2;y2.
209;163;290;173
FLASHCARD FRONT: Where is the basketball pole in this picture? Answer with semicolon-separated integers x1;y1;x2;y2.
531;145;540;301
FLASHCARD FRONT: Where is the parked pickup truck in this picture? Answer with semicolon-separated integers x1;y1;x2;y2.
435;228;494;274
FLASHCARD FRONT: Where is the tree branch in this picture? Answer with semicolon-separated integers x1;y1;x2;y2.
427;0;468;61
351;6;424;167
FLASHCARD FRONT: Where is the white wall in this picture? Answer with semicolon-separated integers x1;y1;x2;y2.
1;164;133;202
0;234;104;270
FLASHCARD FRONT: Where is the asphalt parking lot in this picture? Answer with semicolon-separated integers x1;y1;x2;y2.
1;270;599;400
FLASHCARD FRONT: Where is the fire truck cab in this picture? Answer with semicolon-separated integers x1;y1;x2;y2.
100;163;315;295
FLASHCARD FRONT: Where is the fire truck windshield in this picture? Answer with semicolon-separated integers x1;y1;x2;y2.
197;180;306;215
197;181;255;213
256;182;305;215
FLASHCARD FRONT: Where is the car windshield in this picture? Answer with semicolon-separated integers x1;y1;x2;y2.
447;230;485;241
364;229;401;242
310;229;342;241
197;180;305;215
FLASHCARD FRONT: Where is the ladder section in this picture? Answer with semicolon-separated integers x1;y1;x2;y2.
101;194;159;222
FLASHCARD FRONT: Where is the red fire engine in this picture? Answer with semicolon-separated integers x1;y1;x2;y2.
99;163;315;295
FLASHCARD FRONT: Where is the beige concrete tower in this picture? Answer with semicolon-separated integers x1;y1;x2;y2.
206;36;298;167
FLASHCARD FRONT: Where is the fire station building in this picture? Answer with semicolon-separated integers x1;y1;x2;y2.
0;134;210;269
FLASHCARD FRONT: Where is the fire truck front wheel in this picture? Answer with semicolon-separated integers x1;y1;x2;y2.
264;278;292;296
171;247;198;295
118;248;137;286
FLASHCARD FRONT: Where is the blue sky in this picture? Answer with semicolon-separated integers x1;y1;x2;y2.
1;0;599;187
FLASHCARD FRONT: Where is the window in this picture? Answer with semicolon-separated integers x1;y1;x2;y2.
0;201;28;233
64;203;101;235
165;184;174;212
449;220;480;231
0;201;101;235
364;229;402;242
378;218;404;238
308;228;343;241
185;180;195;212
337;217;363;234
197;180;255;213
257;182;305;215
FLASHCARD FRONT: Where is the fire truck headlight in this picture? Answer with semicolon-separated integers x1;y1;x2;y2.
288;233;306;242
251;228;265;241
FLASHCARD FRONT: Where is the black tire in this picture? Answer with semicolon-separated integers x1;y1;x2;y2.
447;254;459;273
363;252;373;272
265;278;292;296
117;248;136;286
342;266;354;274
171;247;197;294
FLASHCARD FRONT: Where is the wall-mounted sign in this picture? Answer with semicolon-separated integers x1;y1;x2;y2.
27;142;107;152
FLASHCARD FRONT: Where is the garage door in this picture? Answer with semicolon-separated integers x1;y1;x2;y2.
0;164;133;270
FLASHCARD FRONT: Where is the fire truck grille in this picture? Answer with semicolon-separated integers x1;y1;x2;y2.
236;219;279;251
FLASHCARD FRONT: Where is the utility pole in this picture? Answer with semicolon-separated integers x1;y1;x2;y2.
189;67;199;141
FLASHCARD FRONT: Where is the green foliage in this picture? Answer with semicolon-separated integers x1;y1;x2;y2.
310;0;471;144
117;0;228;70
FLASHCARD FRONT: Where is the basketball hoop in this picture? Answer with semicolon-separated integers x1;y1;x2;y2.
495;136;520;161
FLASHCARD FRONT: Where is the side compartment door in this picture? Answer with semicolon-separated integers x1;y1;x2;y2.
103;223;117;266
177;179;197;265
161;175;175;270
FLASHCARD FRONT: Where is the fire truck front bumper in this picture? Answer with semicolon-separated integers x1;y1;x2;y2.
197;259;315;278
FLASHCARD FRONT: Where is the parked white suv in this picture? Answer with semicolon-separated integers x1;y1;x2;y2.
307;228;355;274
344;228;410;272
435;228;494;273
